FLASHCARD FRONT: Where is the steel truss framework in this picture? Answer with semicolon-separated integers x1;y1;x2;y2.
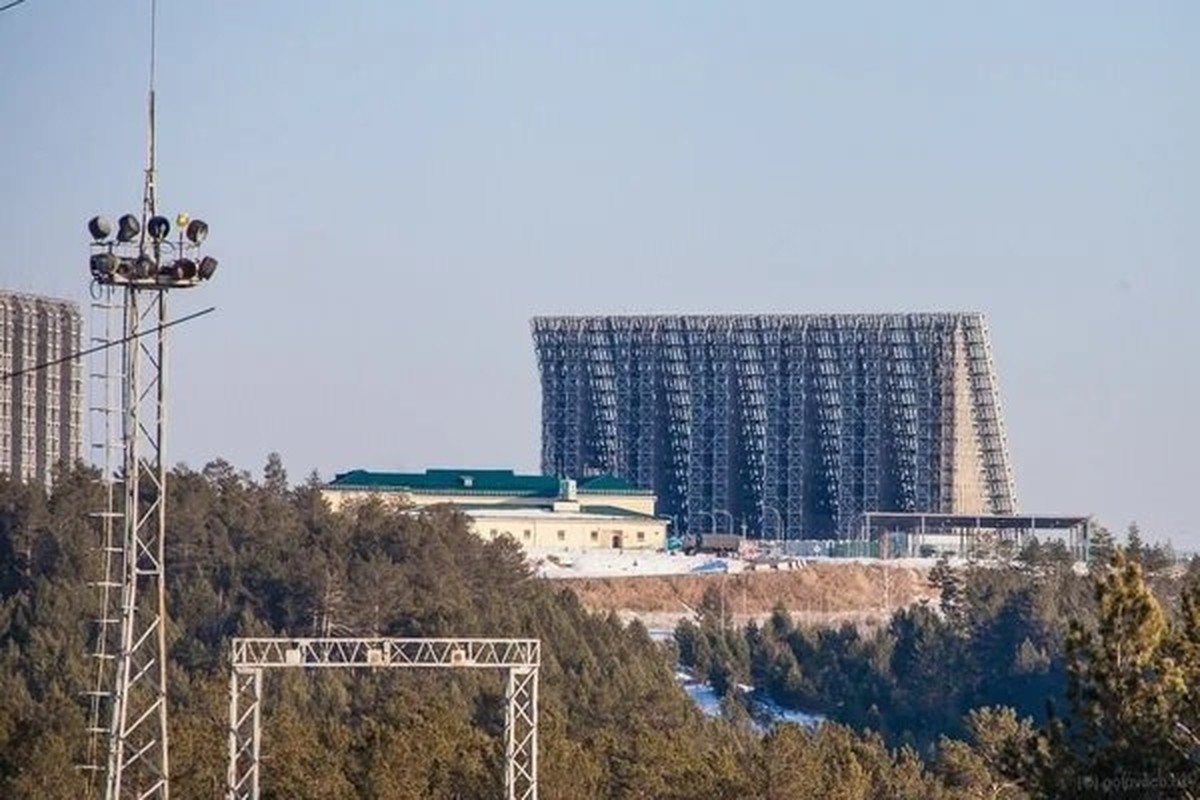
84;162;216;800
227;638;540;800
82;286;124;795
533;314;1018;539
81;5;220;793
856;511;1092;560
82;285;173;799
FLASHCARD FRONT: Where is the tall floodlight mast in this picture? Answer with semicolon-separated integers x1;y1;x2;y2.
81;2;221;797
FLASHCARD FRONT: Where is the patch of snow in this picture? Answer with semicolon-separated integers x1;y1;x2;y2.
673;666;825;729
684;683;723;718
647;628;675;643
752;693;825;729
529;546;1084;579
674;668;723;718
531;547;751;578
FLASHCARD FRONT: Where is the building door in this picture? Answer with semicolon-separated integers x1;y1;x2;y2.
611;533;622;549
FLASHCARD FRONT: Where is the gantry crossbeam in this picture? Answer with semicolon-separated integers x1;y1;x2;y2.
231;637;539;670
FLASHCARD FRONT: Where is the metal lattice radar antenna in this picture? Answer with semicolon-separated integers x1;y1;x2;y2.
80;2;221;797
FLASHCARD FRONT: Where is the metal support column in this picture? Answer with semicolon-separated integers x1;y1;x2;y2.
227;669;262;800
104;286;171;800
82;287;125;796
505;666;539;800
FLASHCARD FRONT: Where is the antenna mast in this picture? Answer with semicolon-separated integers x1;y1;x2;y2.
80;1;220;795
101;0;175;793
144;0;157;221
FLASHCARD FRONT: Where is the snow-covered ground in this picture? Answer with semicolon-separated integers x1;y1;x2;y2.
751;693;825;729
529;546;958;579
531;548;750;578
673;666;825;729
676;670;724;718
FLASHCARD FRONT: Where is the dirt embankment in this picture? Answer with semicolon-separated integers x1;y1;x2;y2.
564;562;938;630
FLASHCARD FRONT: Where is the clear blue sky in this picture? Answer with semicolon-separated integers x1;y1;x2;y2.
1;2;1196;544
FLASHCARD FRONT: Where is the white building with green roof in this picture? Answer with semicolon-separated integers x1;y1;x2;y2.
323;469;668;552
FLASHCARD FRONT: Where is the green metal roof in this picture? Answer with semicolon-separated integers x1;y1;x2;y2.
328;469;650;496
330;469;558;495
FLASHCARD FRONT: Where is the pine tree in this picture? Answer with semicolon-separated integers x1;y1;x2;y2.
1125;523;1145;564
1029;547;1194;797
930;556;967;631
1087;525;1116;574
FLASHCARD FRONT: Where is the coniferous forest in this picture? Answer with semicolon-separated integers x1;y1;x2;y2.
2;458;1199;798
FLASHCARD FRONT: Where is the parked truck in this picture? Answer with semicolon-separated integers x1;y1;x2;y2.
680;533;744;556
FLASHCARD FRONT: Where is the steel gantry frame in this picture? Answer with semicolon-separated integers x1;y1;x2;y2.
532;314;1019;539
227;637;540;800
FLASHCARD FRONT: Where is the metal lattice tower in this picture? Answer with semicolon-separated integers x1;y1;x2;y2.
103;283;173;799
105;16;172;790
80;5;220;793
84;219;217;800
227;638;540;800
533;314;1018;539
81;285;126;795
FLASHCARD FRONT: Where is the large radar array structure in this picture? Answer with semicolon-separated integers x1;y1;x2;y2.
81;2;220;794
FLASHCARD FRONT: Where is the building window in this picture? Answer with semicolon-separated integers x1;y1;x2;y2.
489;528;498;538
557;530;565;541
637;531;645;541
590;530;598;542
523;530;531;540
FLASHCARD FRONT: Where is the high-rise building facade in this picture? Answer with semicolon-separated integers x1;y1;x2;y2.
533;314;1018;538
0;291;83;485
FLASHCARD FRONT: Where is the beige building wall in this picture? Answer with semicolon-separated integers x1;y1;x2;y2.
471;514;667;551
321;487;655;517
578;492;655;516
323;489;460;513
322;489;526;513
320;489;667;551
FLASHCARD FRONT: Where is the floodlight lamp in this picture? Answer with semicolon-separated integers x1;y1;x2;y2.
90;252;118;278
165;258;197;281
197;256;218;280
175;212;190;228
147;215;171;241
185;219;209;245
117;214;141;243
133;253;155;279
87;216;113;242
